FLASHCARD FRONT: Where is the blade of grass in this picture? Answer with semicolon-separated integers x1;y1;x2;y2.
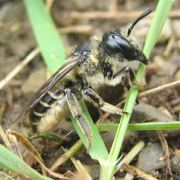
23;0;65;74
97;121;180;132
0;144;53;180
23;0;109;164
106;0;174;179
70;100;108;160
70;101;109;180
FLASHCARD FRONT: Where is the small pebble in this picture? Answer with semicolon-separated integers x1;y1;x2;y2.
136;142;167;172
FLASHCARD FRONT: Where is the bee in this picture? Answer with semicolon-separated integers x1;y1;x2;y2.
16;8;152;149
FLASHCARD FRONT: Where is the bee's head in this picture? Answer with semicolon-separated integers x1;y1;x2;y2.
100;8;152;65
100;31;148;65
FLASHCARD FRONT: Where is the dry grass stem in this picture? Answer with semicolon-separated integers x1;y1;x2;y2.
8;130;68;179
58;25;94;35
122;164;158;180
70;10;180;20
157;130;172;175
138;80;180;99
0;48;40;90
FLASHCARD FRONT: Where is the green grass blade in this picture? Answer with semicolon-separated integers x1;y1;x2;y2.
70;101;110;180
106;0;174;179
97;122;180;132
23;0;109;163
143;1;173;58
70;101;109;180
137;0;173;79
0;145;53;180
70;101;108;161
23;0;65;73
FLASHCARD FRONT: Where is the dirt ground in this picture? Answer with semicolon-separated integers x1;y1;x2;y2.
0;0;180;179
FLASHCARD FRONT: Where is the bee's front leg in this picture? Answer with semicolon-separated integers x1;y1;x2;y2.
83;88;128;115
106;66;143;91
65;88;92;150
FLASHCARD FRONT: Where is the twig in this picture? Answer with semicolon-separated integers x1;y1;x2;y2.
46;0;55;12
70;10;180;20
0;125;13;152
138;80;180;99
109;0;117;12
50;140;83;172
0;48;40;90
70;157;92;180
58;25;94;35
122;164;158;180
157;130;172;175
116;141;145;171
8;130;67;179
163;36;175;57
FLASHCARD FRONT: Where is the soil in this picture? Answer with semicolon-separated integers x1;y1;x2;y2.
0;0;180;179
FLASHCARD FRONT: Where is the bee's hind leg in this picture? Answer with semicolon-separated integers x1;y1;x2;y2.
83;88;128;115
65;88;92;151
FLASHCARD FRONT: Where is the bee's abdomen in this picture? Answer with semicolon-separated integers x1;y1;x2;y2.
30;88;65;132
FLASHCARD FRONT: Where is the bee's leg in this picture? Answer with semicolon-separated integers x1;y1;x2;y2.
65;88;92;151
106;66;143;91
83;88;128;115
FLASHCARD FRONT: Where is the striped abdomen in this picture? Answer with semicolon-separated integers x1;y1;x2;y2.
30;87;67;132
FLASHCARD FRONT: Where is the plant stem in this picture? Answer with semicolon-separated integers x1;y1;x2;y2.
106;0;173;179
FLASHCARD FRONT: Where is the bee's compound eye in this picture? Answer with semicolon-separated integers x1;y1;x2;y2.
102;33;136;59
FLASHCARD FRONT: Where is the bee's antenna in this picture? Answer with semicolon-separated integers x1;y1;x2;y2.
127;7;153;37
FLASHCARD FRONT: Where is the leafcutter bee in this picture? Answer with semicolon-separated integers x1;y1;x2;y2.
16;8;152;149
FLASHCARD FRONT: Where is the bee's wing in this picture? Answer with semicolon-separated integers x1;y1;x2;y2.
15;57;84;121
